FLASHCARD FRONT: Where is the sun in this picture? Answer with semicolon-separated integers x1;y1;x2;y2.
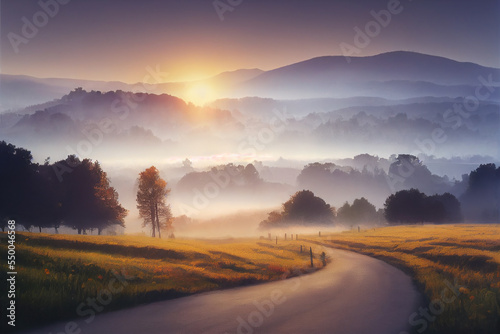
186;82;215;106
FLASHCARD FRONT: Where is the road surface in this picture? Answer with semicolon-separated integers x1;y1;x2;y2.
24;248;420;334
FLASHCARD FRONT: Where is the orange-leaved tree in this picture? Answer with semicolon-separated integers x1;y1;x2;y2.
136;166;172;238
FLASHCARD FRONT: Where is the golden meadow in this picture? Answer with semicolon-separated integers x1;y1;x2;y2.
309;224;500;334
1;224;499;333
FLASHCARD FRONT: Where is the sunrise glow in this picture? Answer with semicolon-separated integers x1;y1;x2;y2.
1;2;499;332
186;82;215;105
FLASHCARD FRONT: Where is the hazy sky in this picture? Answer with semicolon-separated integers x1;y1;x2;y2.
1;0;499;82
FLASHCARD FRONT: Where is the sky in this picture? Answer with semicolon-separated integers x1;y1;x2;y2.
1;0;499;83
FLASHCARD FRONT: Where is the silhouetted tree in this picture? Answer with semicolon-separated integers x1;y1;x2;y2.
282;190;334;224
93;164;128;234
460;164;500;222
426;193;463;223
26;162;64;232
0;142;65;232
352;154;388;172
260;190;334;229
297;161;391;209
384;188;428;224
243;163;261;184
385;188;462;224
58;156;127;234
0;142;125;234
388;154;451;195
337;197;377;224
177;163;262;194
0;141;36;230
136;166;172;238
259;211;284;230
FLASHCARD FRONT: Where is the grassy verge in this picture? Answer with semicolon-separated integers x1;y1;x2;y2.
310;224;500;334
0;233;321;332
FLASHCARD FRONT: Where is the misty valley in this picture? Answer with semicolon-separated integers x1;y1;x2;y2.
1;45;499;334
1;52;499;236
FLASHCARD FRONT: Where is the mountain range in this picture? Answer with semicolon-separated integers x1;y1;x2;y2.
0;50;498;166
1;51;499;223
2;51;499;111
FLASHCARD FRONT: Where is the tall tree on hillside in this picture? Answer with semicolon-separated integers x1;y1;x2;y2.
136;166;172;238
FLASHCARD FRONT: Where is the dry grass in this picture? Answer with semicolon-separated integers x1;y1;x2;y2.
309;224;500;334
4;226;496;333
0;233;319;332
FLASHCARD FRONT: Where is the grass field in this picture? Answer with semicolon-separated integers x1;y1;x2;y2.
308;224;500;334
2;225;499;333
0;233;321;332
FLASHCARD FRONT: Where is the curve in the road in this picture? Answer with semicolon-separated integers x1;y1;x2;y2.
23;248;421;334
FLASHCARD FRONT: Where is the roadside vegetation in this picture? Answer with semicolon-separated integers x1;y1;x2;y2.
311;224;500;334
2;225;498;333
0;232;320;332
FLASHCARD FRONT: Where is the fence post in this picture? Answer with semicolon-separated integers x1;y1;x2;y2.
321;252;326;266
310;247;313;267
319;231;321;237
276;236;278;245
296;234;298;240
285;233;287;241
300;245;302;253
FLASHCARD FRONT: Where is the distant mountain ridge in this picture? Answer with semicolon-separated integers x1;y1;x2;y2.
0;69;264;111
1;51;499;111
248;51;499;85
231;51;500;99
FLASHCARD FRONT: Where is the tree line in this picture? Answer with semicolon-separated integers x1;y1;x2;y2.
2;140;497;233
0;141;126;234
260;161;499;229
0;141;174;237
259;189;464;229
384;190;462;224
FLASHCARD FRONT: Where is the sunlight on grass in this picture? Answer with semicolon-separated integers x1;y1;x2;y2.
0;233;320;331
3;226;496;333
310;224;500;334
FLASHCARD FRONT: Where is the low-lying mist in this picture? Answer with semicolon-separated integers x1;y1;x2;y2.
1;83;498;237
95;152;489;237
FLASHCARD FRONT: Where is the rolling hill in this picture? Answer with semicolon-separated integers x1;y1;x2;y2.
2;51;499;111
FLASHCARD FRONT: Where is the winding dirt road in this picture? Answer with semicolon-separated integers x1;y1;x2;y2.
25;248;420;334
